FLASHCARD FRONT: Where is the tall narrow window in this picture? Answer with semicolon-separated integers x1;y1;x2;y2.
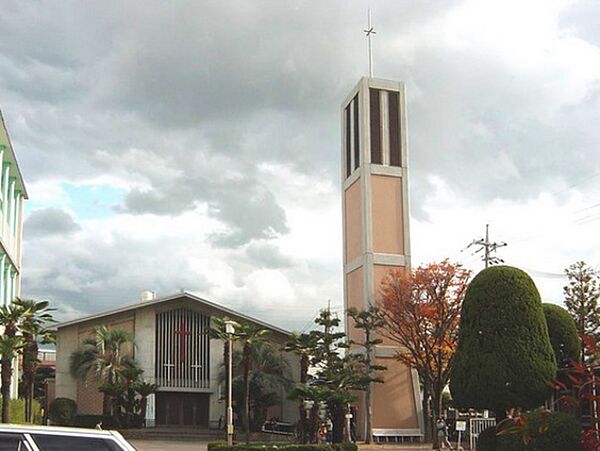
345;105;351;178
388;91;401;167
369;89;382;164
353;96;360;170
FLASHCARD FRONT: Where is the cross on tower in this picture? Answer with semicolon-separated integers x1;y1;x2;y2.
363;9;376;78
174;320;192;363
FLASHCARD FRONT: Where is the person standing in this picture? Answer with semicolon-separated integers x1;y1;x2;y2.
436;417;454;450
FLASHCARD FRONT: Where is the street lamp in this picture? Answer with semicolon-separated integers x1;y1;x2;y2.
225;320;236;446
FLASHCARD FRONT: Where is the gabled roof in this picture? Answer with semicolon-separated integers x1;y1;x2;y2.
55;291;291;336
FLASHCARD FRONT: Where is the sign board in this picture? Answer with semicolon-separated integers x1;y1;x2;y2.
455;421;466;432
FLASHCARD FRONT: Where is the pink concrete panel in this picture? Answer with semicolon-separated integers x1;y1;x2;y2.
344;179;362;264
371;175;404;255
345;267;364;343
372;357;419;428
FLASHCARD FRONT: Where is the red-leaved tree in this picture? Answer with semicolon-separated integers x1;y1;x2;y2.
377;260;470;444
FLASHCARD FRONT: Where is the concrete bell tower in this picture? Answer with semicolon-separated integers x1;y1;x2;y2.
341;77;423;439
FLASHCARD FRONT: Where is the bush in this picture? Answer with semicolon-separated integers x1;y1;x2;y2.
0;397;43;424
476;412;583;451
207;443;357;451
48;397;77;426
543;303;580;367
450;266;557;414
72;414;115;429
477;426;497;451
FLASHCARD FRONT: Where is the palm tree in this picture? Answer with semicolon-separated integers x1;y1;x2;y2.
13;299;56;422
0;335;23;422
134;381;159;427
235;322;270;443
0;303;27;423
70;326;134;415
234;341;291;430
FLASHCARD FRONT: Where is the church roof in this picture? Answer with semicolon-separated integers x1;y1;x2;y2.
55;291;291;336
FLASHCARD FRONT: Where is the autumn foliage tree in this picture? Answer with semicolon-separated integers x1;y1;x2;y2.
377;260;470;444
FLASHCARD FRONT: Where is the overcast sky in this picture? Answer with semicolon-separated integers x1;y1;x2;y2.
1;0;600;331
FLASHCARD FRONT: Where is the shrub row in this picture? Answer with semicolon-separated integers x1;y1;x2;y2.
477;411;583;451
208;442;357;451
0;397;43;425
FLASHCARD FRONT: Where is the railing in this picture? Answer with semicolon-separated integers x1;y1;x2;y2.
155;377;210;389
0;206;18;266
470;418;496;450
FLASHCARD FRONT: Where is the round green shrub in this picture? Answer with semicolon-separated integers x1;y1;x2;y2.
477;426;497;451
479;411;583;451
543;303;580;367
48;397;77;426
450;266;557;415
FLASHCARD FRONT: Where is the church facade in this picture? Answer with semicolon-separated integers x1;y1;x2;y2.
0;109;28;399
54;292;300;428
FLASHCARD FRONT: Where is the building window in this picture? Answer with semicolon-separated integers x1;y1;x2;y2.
155;308;210;389
369;88;382;164
388;91;401;167
345;105;351;178
353;95;360;170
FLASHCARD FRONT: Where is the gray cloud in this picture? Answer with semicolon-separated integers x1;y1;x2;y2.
0;0;598;327
246;242;295;269
24;208;81;237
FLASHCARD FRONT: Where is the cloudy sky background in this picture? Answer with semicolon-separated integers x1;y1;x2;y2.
1;0;600;331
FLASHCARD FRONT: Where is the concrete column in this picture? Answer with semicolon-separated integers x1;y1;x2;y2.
7;178;15;231
12;190;20;236
4;263;11;306
1;163;10;220
10;269;16;303
0;254;5;306
16;195;24;267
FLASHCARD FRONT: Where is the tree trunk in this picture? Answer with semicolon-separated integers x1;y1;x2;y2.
431;388;443;450
140;397;147;427
1;357;12;423
330;402;346;444
298;354;309;443
422;382;432;443
102;393;110;415
243;346;251;443
365;383;372;444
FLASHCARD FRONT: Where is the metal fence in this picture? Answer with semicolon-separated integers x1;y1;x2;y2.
469;418;496;450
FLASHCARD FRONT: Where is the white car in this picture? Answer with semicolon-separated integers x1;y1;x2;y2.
0;424;137;451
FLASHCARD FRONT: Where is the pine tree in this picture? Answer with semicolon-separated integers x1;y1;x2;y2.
563;261;600;361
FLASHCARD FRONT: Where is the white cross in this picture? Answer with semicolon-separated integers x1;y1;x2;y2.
191;362;202;382
163;362;175;381
363;9;376;78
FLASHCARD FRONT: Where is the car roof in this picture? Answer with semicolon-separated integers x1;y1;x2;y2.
0;424;116;436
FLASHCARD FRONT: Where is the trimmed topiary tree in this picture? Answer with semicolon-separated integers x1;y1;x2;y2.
449;266;557;419
542;303;580;367
48;397;77;426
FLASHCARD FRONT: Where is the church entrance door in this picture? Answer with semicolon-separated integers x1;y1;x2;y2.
156;392;209;427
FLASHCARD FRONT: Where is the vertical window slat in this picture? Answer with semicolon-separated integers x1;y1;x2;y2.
388;91;401;167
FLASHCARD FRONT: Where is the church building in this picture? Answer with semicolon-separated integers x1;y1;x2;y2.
0;108;28;399
54;291;300;428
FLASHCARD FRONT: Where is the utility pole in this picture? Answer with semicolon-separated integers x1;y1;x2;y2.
466;224;507;268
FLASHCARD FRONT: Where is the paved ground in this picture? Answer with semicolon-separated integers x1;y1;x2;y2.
129;439;208;450
128;442;437;451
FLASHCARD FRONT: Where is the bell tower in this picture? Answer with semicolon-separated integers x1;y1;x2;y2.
341;77;423;439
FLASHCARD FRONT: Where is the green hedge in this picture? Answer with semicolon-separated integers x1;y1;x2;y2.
477;411;583;451
207;442;357;451
72;414;116;429
48;397;77;426
0;398;43;425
